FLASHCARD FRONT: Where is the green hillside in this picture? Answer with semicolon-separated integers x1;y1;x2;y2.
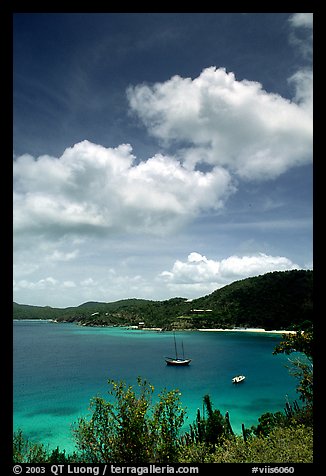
13;269;313;331
186;269;313;330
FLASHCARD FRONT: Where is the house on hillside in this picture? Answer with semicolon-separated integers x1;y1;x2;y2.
189;309;213;314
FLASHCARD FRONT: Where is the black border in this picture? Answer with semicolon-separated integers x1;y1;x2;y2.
5;3;320;473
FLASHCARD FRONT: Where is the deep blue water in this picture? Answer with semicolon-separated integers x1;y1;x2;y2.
13;321;299;453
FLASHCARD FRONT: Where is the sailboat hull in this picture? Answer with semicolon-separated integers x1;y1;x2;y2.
165;357;191;366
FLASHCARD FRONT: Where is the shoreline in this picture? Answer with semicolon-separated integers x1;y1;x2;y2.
138;326;297;334
13;320;297;334
198;328;296;334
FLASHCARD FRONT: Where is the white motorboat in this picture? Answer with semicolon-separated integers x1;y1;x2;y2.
232;375;246;384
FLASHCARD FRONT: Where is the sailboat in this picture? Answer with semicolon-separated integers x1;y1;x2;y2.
165;332;191;366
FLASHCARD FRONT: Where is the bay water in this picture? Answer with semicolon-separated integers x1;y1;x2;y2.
13;321;299;453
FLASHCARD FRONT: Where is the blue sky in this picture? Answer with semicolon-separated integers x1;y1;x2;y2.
13;13;313;307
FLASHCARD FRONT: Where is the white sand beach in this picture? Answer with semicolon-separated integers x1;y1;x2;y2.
198;328;297;334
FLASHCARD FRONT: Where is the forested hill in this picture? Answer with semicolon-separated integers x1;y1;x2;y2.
13;269;313;331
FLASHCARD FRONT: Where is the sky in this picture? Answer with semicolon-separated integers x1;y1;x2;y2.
13;12;313;308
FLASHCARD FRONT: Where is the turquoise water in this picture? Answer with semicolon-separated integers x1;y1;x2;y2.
13;321;298;453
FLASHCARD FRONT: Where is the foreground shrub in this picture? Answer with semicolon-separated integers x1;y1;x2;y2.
73;377;185;463
13;430;79;463
13;429;49;463
180;424;313;463
185;394;234;447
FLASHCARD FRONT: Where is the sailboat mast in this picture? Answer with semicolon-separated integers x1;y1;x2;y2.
182;341;185;359
173;332;178;359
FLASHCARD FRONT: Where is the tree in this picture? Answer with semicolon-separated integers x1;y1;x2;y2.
73;377;185;463
13;430;49;463
273;330;313;407
186;394;233;447
273;330;313;360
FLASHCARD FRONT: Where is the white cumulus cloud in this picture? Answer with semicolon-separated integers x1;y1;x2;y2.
287;13;313;114
160;252;301;295
289;13;313;29
288;13;313;60
13;140;234;239
127;66;312;180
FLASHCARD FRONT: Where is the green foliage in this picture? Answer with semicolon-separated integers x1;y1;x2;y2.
250;411;284;437
192;269;313;330
73;377;185;463
186;395;233;447
150;387;186;462
13;430;79;463
293;361;313;405
248;400;312;438
273;330;313;406
47;447;75;463
215;425;313;463
13;429;49;463
13;270;313;331
14;378;313;464
180;425;313;463
273;329;313;360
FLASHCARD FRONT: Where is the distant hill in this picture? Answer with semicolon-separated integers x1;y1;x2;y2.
186;269;313;330
13;302;68;320
13;270;313;331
